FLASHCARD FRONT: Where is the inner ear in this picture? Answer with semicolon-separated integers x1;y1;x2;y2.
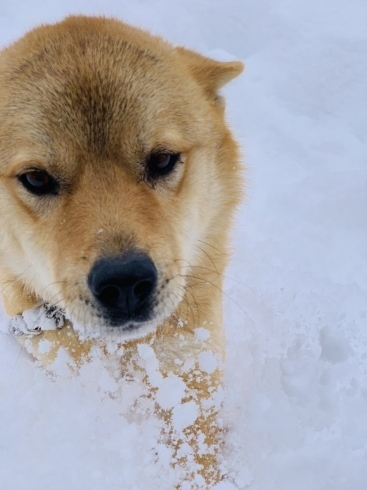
176;46;244;94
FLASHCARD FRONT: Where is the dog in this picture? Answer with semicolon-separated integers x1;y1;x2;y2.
0;16;243;487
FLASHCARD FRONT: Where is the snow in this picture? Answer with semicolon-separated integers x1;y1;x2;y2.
198;351;218;374
1;0;366;489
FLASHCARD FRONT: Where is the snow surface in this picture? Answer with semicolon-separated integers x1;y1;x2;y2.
1;0;366;489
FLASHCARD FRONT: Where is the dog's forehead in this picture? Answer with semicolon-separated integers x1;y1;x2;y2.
1;22;208;162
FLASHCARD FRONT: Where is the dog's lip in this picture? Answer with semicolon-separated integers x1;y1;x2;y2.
65;308;152;330
99;311;154;329
68;314;159;341
108;320;143;331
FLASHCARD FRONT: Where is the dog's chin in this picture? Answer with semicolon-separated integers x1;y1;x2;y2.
67;316;161;342
62;286;184;342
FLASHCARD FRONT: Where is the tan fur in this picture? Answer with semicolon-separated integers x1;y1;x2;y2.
0;16;243;487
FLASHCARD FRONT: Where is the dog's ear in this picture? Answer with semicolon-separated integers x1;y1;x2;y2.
176;47;244;93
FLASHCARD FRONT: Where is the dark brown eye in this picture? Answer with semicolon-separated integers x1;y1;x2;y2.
146;152;180;178
18;170;59;196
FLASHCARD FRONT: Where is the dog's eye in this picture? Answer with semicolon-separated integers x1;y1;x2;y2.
18;170;59;196
146;152;180;178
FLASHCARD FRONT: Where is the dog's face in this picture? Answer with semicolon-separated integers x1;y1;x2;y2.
0;17;243;339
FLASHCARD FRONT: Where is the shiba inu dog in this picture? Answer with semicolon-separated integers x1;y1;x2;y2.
0;16;243;487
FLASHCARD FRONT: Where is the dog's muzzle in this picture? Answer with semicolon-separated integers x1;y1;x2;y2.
88;252;157;327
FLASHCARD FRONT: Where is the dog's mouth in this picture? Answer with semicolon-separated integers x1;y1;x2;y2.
68;315;164;341
65;293;179;341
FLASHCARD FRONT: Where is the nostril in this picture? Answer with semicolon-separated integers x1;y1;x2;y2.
133;280;154;300
98;285;121;308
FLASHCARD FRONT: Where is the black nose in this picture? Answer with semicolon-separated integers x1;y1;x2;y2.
88;253;157;325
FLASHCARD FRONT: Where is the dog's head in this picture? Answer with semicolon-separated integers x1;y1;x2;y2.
0;16;243;339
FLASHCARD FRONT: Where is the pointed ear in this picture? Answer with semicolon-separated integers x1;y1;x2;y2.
176;46;244;92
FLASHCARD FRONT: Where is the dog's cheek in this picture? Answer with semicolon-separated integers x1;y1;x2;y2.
0;203;53;302
173;149;218;266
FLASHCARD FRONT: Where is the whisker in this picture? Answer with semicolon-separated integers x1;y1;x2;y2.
179;273;247;316
194;244;220;280
196;239;226;256
177;284;200;325
174;256;254;292
0;266;32;297
40;279;68;297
